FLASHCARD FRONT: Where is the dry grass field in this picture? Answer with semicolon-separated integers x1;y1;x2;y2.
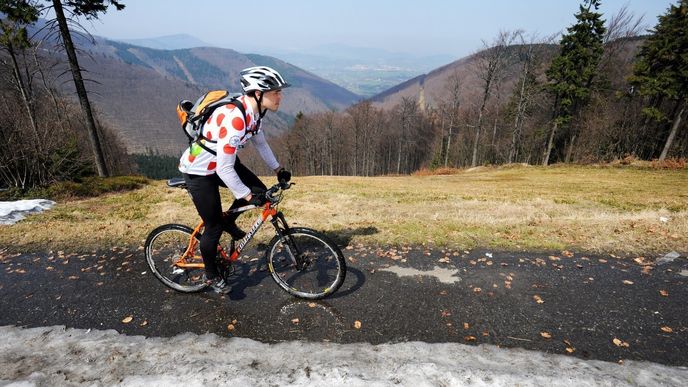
1;164;686;256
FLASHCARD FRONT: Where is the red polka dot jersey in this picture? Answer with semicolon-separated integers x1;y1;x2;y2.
179;95;280;199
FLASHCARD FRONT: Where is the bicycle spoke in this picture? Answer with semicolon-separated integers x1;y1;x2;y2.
145;224;208;293
268;228;346;299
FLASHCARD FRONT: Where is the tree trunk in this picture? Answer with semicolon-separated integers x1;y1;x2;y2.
7;42;41;153
543;120;558;166
444;128;452;168
659;104;685;161
565;134;577;163
510;64;529;164
472;110;484;167
52;0;109;177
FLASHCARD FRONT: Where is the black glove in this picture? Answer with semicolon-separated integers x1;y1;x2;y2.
277;168;291;183
248;189;267;206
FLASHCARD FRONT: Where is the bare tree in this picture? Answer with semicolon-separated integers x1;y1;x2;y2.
0;1;42;156
471;30;518;166
507;32;551;163
436;72;462;167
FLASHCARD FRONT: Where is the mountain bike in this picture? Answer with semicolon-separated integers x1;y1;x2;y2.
144;178;346;299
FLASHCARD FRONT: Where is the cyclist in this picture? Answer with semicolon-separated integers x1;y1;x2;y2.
178;66;292;294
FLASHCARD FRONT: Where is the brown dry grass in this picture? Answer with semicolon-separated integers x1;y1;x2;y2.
1;164;686;255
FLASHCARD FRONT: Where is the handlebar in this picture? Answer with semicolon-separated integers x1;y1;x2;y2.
264;180;294;203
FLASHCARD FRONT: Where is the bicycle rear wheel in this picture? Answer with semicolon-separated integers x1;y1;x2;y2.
145;224;208;293
267;227;346;299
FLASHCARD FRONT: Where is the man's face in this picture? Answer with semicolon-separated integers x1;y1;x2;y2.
261;89;283;112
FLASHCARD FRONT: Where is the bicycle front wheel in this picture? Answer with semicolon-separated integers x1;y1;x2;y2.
145;224;208;293
267;227;347;299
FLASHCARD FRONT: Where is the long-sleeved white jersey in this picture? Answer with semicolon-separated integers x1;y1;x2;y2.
178;94;280;199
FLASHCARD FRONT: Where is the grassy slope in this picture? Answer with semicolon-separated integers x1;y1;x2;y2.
1;165;686;255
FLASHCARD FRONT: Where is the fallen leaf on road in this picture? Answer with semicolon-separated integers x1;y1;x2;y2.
548;256;560;261
660;326;673;333
463;322;470;330
354;320;362;329
227;324;235;331
565;347;576;353
622;280;634;285
473;287;482;293
140;321;148;327
562;250;574;258
612;338;629;347
533;295;544;304
659;290;669;297
540;332;552;339
122;316;133;324
441;310;451;318
464;336;476;341
291;318;299;325
308;302;317;308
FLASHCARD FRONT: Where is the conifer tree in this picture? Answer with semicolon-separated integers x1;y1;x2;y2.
629;0;687;160
50;0;125;177
543;0;606;165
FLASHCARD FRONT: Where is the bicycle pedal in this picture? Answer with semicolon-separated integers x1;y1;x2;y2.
171;266;185;275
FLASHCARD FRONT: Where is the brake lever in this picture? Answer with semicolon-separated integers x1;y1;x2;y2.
278;181;294;190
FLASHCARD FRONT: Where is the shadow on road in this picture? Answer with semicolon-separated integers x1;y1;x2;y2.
324;226;379;247
219;256;366;301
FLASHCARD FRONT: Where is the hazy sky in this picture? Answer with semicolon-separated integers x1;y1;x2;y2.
88;0;671;58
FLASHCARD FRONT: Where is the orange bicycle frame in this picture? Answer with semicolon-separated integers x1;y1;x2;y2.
173;203;278;269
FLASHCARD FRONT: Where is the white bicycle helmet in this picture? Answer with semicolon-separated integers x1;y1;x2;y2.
240;66;290;93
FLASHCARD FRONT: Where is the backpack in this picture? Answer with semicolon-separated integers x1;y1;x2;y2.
176;90;247;156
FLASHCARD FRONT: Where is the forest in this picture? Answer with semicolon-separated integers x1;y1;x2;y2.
265;0;687;176
1;0;686;188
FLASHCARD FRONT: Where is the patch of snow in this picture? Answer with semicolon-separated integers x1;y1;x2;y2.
1;325;686;386
0;200;55;225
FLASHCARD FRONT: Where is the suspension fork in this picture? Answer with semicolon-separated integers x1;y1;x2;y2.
271;211;304;269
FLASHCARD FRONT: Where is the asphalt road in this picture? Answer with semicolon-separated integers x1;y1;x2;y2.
1;244;686;366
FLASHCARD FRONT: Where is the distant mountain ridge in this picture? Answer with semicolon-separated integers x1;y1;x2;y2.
368;45;559;111
117;34;211;50
263;44;455;97
104;34;457;97
36;31;362;155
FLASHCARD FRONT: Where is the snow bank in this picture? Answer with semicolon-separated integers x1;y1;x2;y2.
0;199;55;225
0;325;686;386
